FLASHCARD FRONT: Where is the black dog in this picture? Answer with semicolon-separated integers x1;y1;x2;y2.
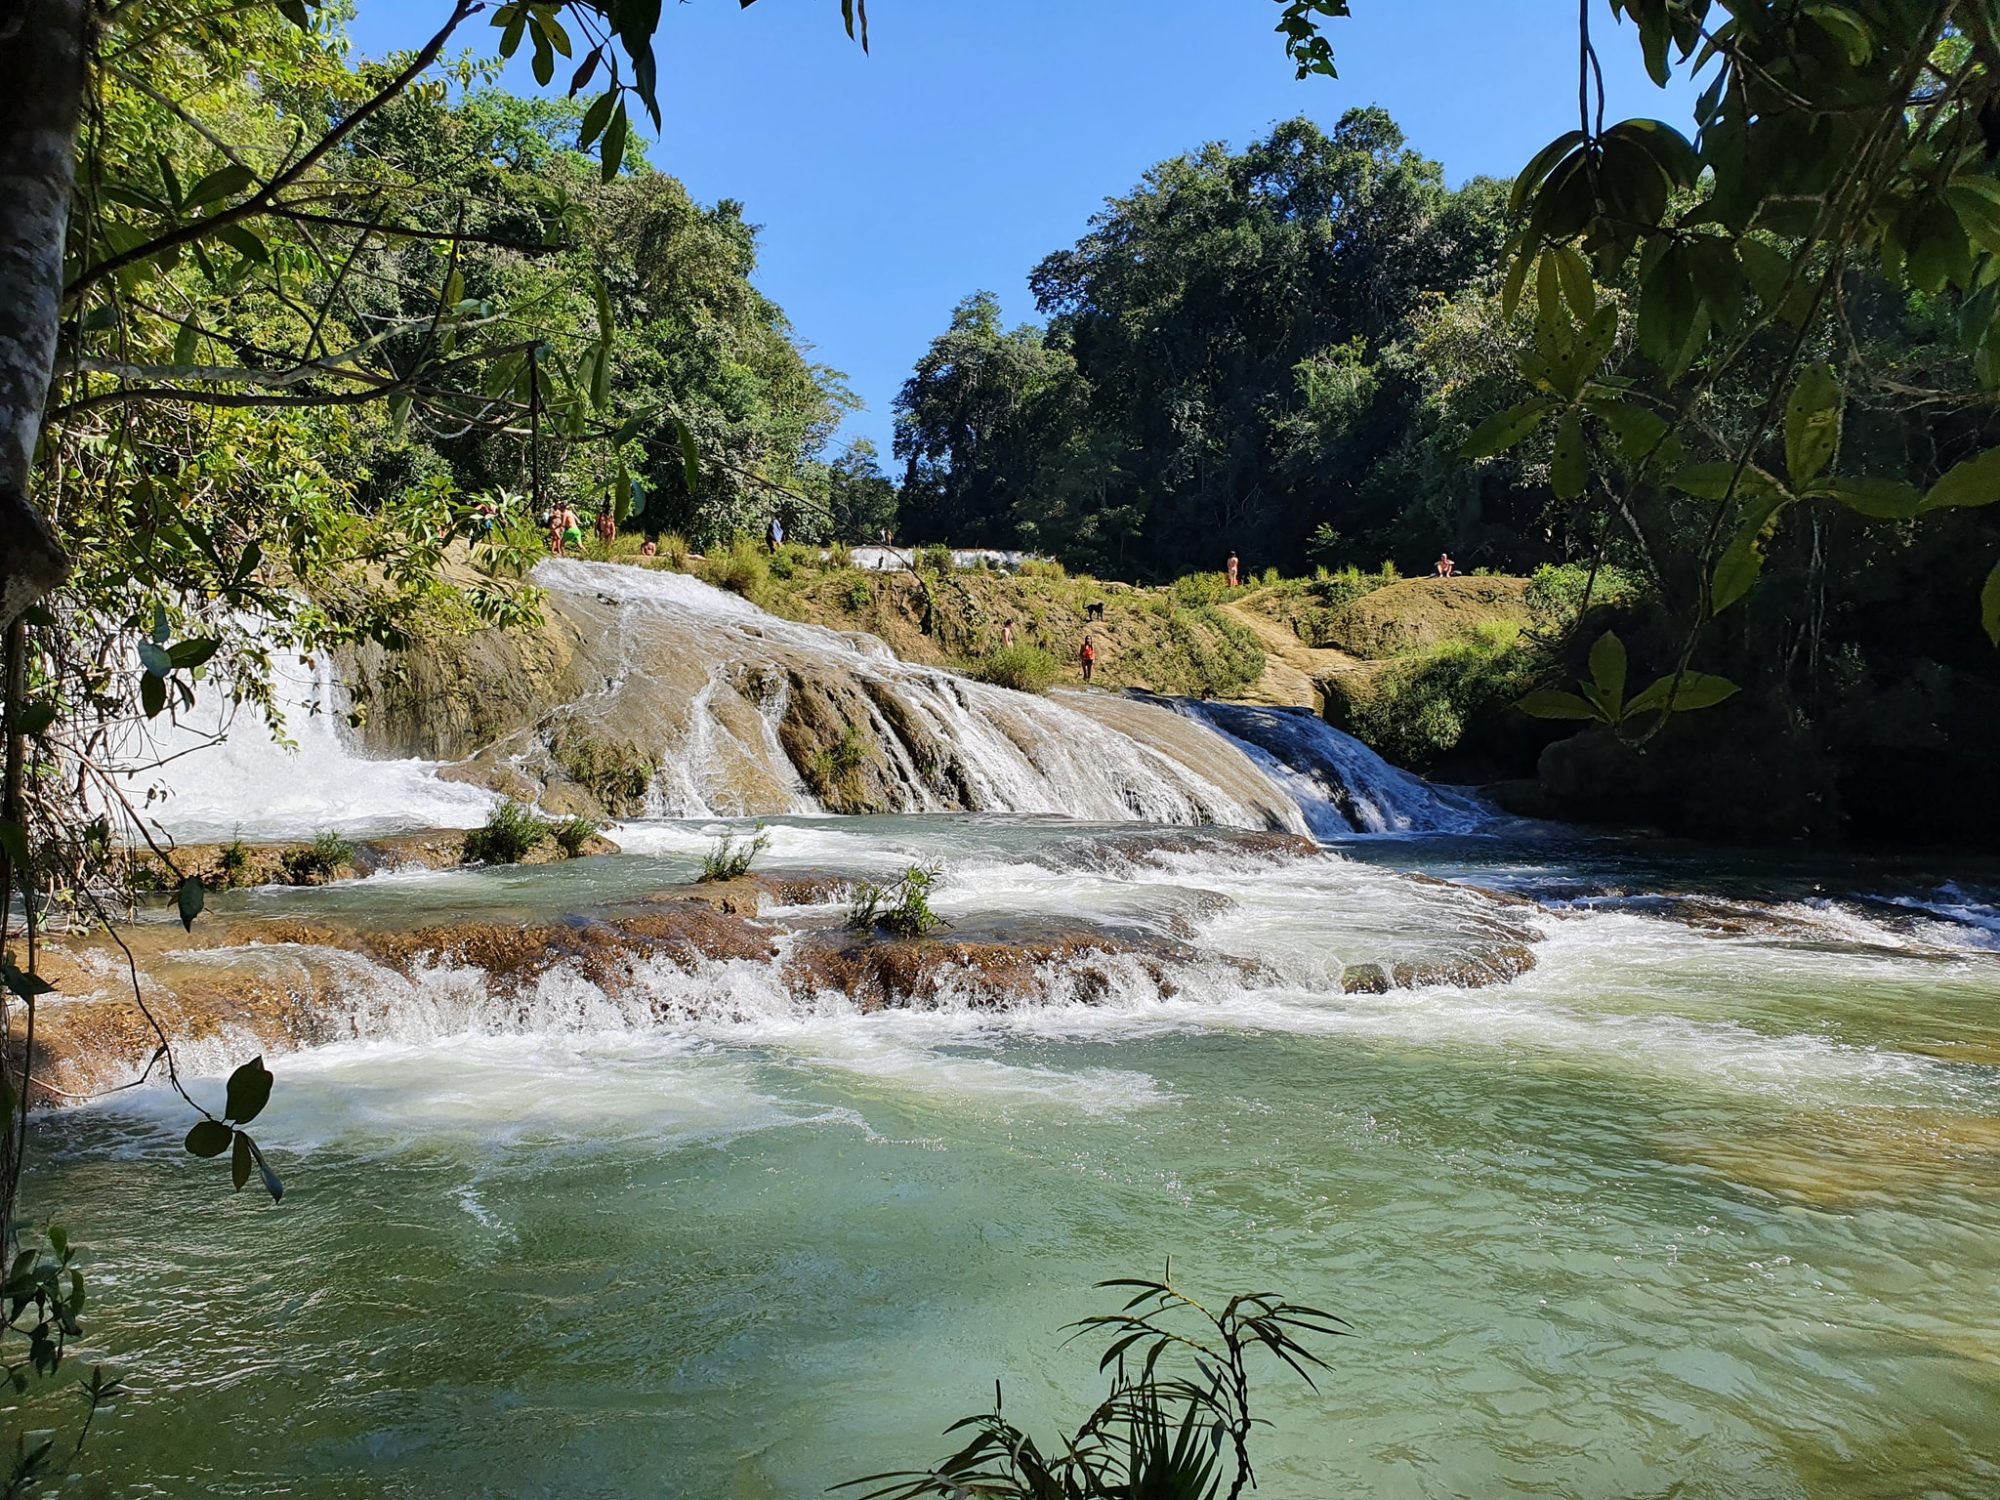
1085;601;1105;622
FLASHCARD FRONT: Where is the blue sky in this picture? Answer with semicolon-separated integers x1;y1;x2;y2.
347;1;1696;462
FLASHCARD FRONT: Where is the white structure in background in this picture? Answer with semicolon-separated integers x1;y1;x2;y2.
847;545;1042;573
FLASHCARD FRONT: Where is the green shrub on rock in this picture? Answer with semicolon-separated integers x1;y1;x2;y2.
463;800;549;865
971;644;1058;694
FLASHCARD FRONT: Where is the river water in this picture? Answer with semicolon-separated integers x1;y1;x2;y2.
29;564;2000;1498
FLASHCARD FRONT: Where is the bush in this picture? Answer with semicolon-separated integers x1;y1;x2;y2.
916;542;954;574
699;825;770;882
279;828;354;883
703;537;769;598
1167;571;1230;610
657;531;692;569
970;644;1059;694
769;541;810;580
551;815;601;858
1260;565;1280;586
827;541;853;569
1017;557;1065;579
848;862;948;938
1342;634;1543;770
215;837;253;889
1526;562;1645;633
462;799;548;865
841;574;873;611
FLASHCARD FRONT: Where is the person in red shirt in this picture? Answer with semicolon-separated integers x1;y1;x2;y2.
1079;635;1097;683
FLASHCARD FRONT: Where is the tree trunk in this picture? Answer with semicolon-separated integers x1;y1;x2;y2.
0;0;86;629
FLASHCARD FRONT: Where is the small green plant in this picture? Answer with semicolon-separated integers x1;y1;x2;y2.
699;825;771;882
971;644;1059;694
769;543;799;580
1167;571;1230;610
279;828;354;883
844;1268;1345;1500
1260;565;1279;586
917;542;954;574
807;725;872;804
551;815;602;858
658;531;692;568
462;799;549;865
703;537;770;598
1518;630;1738;731
1017;557;1066;579
842;574;873;611
848;862;948;938
216;835;253;889
827;540;854;569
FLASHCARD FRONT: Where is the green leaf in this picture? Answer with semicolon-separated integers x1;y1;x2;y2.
224;1056;274;1124
1625;671;1741;718
1516;689;1600;721
1944;180;2000;258
1982;560;2000;647
0;960;55;1001
1919;447;2000;512
177;876;204;932
1509;131;1586;216
140;673;166;719
674;416;701;493
137;640;172;678
1461;398;1555;460
213;223;268;265
1802;3;1871;65
1586;397;1671;466
184;1120;233;1159
173;318;201;368
1670;460;1786;502
1551;406;1586;500
497;4;527;57
183;163;256;210
579;90;616;150
152;602;171;643
231;1131;253;1192
600;102;629;184
14;701;55;737
1712;496;1790;613
1544;245;1592;322
1784;362;1841;487
245;1136;284;1203
1588;631;1627;717
168;638;220;670
1819;478;1920;518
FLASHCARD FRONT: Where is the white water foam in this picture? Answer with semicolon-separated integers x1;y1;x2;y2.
112;645;496;842
1173;699;1494;835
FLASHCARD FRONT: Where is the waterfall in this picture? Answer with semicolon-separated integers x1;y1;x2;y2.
1172;699;1494;837
532;560;1310;832
114;560;1497;844
114;646;497;844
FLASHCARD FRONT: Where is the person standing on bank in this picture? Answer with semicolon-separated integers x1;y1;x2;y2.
1079;635;1097;683
1226;551;1240;588
1001;619;1016;649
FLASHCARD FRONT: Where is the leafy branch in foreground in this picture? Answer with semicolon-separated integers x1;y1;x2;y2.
844;1269;1348;1500
1519;629;1737;732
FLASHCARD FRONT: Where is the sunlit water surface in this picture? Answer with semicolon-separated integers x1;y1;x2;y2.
26;819;2000;1498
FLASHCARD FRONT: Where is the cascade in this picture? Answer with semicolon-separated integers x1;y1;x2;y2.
1174;698;1494;836
114;644;497;844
